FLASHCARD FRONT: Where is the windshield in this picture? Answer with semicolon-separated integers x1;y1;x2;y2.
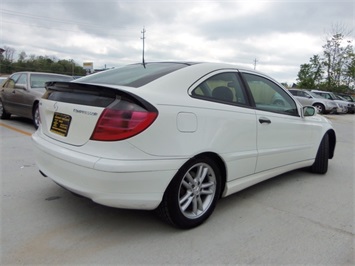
336;95;346;101
75;62;193;88
342;95;354;101
329;92;337;99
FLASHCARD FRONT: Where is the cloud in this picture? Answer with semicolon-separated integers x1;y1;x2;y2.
0;0;354;84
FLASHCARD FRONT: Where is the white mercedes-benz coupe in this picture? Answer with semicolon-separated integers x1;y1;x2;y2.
32;62;336;229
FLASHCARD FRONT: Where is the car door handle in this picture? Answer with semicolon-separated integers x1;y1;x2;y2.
259;117;271;124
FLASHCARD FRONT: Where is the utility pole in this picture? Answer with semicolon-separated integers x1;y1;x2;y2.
253;58;258;70
141;27;146;68
71;59;74;76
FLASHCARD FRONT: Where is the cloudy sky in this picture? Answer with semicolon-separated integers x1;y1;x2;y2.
0;0;354;84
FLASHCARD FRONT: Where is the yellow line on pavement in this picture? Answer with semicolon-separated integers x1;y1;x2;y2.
0;122;33;136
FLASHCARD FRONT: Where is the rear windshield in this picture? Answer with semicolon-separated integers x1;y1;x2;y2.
31;74;73;89
74;62;192;88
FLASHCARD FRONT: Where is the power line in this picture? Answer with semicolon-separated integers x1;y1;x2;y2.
1;20;86;34
0;8;100;29
1;20;134;39
0;8;135;32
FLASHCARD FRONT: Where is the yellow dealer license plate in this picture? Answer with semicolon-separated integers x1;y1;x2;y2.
50;112;72;137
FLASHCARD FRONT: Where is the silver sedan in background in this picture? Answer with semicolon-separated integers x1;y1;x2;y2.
0;72;73;128
288;88;338;114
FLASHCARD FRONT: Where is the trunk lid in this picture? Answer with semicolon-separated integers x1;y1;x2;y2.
39;82;157;146
40;82;118;146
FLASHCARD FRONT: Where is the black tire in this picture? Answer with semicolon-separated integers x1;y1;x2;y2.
157;156;221;229
313;103;325;114
0;98;11;119
32;103;40;129
311;133;329;174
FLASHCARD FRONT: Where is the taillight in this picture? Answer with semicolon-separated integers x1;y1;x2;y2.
91;99;158;141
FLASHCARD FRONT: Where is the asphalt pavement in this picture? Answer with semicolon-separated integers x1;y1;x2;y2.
0;114;354;265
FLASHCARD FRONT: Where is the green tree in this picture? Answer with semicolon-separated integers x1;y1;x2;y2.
0;46;87;76
296;55;323;89
322;33;353;89
297;25;354;92
342;50;355;90
0;58;13;73
18;51;27;62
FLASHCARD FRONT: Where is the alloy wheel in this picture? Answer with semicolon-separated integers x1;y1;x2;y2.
178;162;217;219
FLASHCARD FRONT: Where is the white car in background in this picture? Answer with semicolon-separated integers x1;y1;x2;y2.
32;62;336;229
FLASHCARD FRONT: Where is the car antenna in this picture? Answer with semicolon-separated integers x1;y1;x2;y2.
141;27;146;68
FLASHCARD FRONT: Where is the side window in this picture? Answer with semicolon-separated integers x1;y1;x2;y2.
191;72;248;105
242;73;298;116
15;74;27;87
30;74;45;88
299;91;307;97
317;92;330;100
290;90;305;97
325;94;332;100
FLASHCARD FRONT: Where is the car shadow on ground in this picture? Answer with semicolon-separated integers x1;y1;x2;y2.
39;167;318;233
41;183;175;231
1;116;34;130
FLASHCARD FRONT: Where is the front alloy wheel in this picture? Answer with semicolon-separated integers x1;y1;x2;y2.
157;157;221;229
313;103;325;114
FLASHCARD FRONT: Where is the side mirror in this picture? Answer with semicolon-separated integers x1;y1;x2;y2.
303;106;316;117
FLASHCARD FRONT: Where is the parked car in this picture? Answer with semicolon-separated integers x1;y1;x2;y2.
334;93;355;114
311;90;348;114
288;88;338;114
32;62;336;229
0;72;74;128
337;93;355;103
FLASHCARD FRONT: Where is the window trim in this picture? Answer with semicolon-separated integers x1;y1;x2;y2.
189;70;252;108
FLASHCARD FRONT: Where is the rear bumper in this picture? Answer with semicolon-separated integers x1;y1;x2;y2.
32;132;185;210
336;107;347;114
